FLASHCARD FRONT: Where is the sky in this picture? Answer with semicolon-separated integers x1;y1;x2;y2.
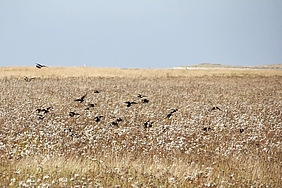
0;0;282;68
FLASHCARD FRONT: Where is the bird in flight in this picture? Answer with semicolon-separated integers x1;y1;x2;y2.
166;108;178;119
211;106;221;111
36;63;47;69
85;103;96;110
137;94;147;98
143;120;154;128
24;76;35;82
36;107;52;114
141;98;149;103
74;94;87;103
94;115;103;122
124;101;137;107
69;111;79;117
116;117;123;122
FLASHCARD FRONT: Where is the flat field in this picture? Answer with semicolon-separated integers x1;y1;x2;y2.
0;67;281;187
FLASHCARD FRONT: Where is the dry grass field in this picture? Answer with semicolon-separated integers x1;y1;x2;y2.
0;67;281;187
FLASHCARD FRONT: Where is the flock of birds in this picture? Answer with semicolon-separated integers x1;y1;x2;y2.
23;63;228;132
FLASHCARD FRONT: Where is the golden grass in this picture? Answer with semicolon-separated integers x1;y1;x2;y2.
0;66;281;78
0;70;281;187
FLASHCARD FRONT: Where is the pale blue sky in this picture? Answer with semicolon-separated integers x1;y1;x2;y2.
1;0;281;68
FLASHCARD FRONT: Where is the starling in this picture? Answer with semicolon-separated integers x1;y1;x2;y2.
41;108;50;114
94;115;103;122
211;106;221;111
69;111;79;117
124;101;137;107
36;107;51;114
116;118;123;122
111;121;119;127
24;76;35;82
141;98;149;103
75;94;87;103
38;114;45;120
85;103;96;110
166;108;178;119
137;94;147;98
143;120;154;128
203;127;212;131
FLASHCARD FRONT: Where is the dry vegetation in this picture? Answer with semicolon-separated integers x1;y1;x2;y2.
0;67;282;187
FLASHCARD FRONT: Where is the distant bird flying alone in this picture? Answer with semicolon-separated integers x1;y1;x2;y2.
36;63;47;69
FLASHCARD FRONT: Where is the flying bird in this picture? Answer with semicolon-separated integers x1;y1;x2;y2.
116;117;123;122
111;121;119;127
36;107;52;114
203;127;213;131
85;103;96;110
141;98;149;103
124;101;137;107
166;108;178;119
69;111;79;117
137;94;147;98
94;115;103;122
24;76;35;82
38;114;45;120
74;94;87;103
36;63;47;69
143;120;154;128
211;106;221;111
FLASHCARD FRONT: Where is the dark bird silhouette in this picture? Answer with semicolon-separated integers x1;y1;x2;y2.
85;103;96;110
42;107;51;114
36;108;42;113
94;115;103;122
69;111;79;117
110;118;122;127
211;106;221;111
38;114;45;120
141;98;149;103
137;94;147;98
75;94;87;103
116;117;123;122
24;76;35;82
239;129;244;133
166;113;172;119
124;101;137;107
111;121;119;127
36;63;47;69
36;107;52;114
170;109;178;113
94;90;100;93
166;108;178;119
143;120;154;128
64;128;75;137
203;127;213;131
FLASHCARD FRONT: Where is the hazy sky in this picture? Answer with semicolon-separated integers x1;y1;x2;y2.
1;1;282;68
